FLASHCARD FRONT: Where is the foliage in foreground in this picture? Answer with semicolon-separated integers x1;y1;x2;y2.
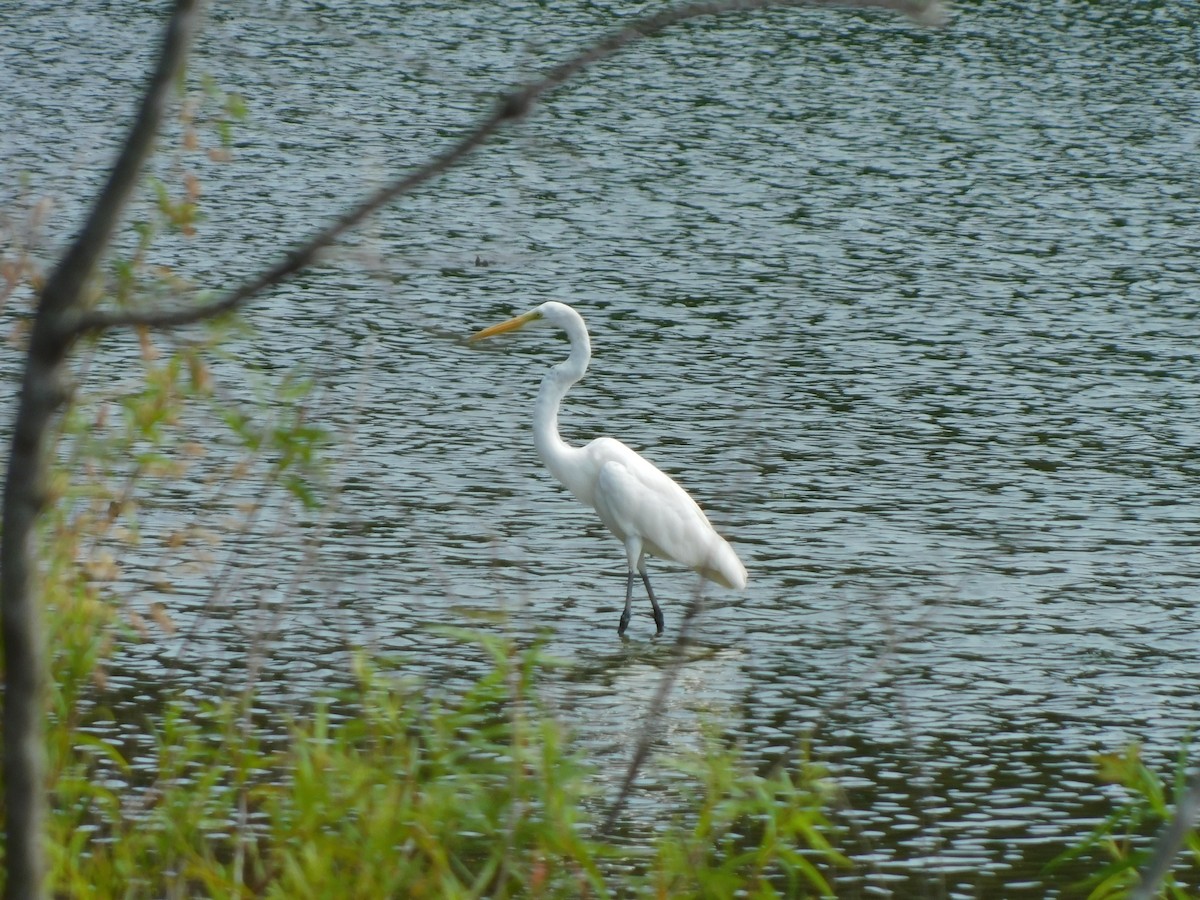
42;623;846;898
34;475;844;900
1049;742;1200;900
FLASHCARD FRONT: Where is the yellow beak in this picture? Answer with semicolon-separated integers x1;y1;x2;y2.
469;309;542;343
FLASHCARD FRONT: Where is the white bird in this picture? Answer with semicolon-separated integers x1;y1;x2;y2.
469;301;747;636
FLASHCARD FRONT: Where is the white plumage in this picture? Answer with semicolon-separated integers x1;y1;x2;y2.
470;301;746;635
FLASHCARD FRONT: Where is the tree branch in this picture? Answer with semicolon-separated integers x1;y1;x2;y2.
70;0;944;336
47;0;204;339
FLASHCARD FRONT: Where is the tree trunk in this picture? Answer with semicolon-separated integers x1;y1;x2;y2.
1;4;200;896
1;321;71;899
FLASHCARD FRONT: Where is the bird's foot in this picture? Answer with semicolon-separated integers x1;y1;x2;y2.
618;609;631;636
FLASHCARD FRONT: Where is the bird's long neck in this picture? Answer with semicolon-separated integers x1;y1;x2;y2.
533;312;591;494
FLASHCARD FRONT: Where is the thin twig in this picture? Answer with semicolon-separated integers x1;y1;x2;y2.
1131;766;1200;900
70;0;944;336
600;587;708;834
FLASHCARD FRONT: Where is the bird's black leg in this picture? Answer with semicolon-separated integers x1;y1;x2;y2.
618;570;635;636
640;569;664;635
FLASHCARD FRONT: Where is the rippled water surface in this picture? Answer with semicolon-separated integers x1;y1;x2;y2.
3;0;1199;894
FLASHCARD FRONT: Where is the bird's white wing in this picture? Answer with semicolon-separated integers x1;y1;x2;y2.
587;438;746;589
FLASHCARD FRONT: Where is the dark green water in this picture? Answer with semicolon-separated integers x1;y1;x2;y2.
2;0;1198;894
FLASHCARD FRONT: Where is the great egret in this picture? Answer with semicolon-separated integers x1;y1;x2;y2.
469;301;747;636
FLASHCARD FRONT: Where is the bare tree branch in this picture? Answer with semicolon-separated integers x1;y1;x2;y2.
1;3;202;898
70;0;944;336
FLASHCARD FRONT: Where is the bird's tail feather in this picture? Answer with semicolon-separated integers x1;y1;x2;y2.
700;537;747;591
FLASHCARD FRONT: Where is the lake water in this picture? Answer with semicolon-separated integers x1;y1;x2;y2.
2;0;1199;895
